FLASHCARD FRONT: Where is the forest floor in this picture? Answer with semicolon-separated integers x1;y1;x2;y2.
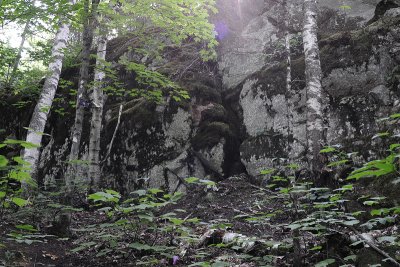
1;175;398;266
0;175;298;266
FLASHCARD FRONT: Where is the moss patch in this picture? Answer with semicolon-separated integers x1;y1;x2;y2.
240;133;287;161
201;104;228;124
192;122;233;150
319;15;400;75
246;64;287;97
115;99;158;128
387;65;400;95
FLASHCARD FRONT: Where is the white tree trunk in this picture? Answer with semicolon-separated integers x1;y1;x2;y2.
302;0;325;173
88;35;107;191
9;18;31;85
284;0;293;155
23;22;71;180
66;0;99;192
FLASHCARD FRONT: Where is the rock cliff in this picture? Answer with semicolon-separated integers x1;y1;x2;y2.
1;0;399;193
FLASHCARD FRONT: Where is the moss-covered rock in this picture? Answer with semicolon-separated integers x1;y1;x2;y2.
192;122;233;151
200;104;228;124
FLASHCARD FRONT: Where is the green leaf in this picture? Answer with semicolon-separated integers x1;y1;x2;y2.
0;191;6;198
131;189;147;196
347;158;395;180
370;196;386;201
15;224;37;232
320;147;336;153
105;189;120;196
188;262;211;267
342;220;359;226
134;203;154;210
185;177;200;183
371;209;387;216
13;156;30;165
88;191;120;203
148;188;163;195
168;217;185;225
327;159;348;167
286;163;300;169
352;211;365;216
390;113;400;119
377;236;397;244
211;262;231;267
96;248;112;257
12;197;29;207
335;184;353;192
71;241;97;253
363;200;378;206
4;139;40;149
315;259;335;267
0;155;8;167
199;179;216;187
344;255;357;262
350;240;364;246
287;224;301;230
372;132;390;140
129;242;152;251
260;169;275;175
138;213;154;222
23;127;51;136
389;144;400;151
169;192;183;202
66;159;90;165
310;245;322;251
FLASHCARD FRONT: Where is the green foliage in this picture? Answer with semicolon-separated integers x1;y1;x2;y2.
73;187;199;265
103;0;217;61
0;139;36;219
347;145;397;180
87;189;121;203
0;41;17;87
185;177;217;190
119;56;191;102
247;113;400;265
0;0;74;94
1;0;72;27
315;258;335;267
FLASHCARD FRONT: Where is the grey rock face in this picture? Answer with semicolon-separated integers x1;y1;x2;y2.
219;1;400;177
218;11;280;89
3;0;400;193
319;0;379;22
218;0;381;91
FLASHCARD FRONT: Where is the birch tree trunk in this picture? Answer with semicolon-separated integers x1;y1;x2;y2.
23;22;71;181
284;0;293;154
66;0;100;192
88;34;107;191
9;18;31;86
302;0;325;174
283;2;302;266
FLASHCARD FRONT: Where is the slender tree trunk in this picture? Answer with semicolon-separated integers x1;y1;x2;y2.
23;22;71;182
88;34;107;191
66;0;100;191
9;18;31;86
302;0;325;174
284;0;293;155
284;1;302;265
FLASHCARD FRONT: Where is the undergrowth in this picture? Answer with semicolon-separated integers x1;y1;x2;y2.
0;113;399;266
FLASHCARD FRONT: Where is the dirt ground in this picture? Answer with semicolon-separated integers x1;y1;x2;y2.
0;175;296;266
